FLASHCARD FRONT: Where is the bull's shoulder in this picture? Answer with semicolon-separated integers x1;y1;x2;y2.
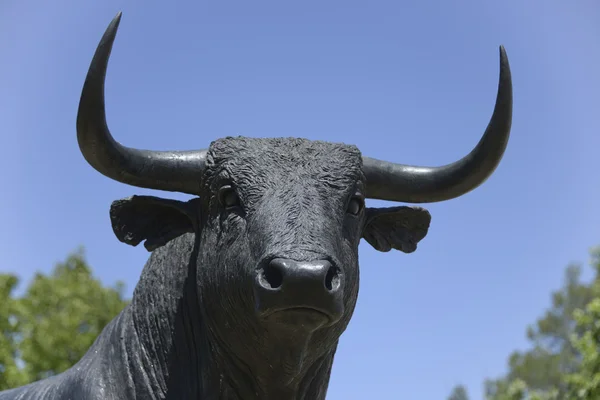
0;375;121;400
0;334;129;400
0;376;65;400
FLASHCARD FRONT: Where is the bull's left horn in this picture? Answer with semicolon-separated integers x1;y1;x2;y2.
77;12;207;194
363;46;513;203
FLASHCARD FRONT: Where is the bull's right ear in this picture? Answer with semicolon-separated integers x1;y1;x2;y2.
109;195;201;252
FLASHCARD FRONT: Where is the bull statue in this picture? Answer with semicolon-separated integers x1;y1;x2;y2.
0;11;512;400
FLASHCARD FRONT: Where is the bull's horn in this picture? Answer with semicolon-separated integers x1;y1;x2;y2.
76;12;207;194
363;46;513;203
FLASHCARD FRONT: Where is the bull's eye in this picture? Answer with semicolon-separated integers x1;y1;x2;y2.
218;185;240;209
347;196;364;216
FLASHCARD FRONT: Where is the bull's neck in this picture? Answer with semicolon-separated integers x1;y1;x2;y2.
201;324;339;400
107;234;338;399
119;234;205;399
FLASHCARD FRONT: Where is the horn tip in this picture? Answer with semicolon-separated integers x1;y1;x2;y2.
110;12;123;31
497;45;511;79
95;12;122;56
498;45;509;63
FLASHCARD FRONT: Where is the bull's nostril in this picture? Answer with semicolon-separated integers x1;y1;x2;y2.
260;263;284;289
325;266;340;291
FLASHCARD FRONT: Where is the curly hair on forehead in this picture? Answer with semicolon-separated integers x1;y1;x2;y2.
207;137;362;164
204;136;364;188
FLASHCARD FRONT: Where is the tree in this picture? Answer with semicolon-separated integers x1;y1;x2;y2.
0;274;26;389
484;379;558;400
485;247;600;400
448;384;470;400
0;249;129;390
565;247;600;399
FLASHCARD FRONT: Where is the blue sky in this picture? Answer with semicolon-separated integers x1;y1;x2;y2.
1;0;599;398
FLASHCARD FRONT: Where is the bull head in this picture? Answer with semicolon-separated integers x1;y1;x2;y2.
75;12;512;392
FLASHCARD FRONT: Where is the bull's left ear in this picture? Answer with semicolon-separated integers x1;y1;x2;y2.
362;206;431;253
110;195;201;252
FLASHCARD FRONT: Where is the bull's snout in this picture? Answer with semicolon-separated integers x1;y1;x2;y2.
259;259;341;292
254;258;344;328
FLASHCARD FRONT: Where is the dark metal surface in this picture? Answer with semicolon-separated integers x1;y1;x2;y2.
0;11;514;400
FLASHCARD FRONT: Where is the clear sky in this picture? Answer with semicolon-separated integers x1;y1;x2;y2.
1;0;599;398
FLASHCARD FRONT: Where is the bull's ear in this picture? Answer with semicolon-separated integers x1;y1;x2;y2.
110;195;201;252
362;206;431;253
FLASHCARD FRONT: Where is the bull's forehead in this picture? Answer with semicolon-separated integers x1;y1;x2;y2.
205;137;364;191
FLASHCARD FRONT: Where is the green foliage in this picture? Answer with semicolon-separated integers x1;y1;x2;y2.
0;275;26;389
565;248;600;399
0;249;129;390
484;246;600;400
447;384;470;400
486;379;558;400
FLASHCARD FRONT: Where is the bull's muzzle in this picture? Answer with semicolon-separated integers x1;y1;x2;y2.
254;258;344;329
